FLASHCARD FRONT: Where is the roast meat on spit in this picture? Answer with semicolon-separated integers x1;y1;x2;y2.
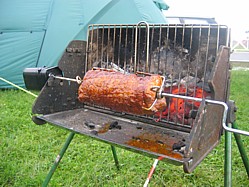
78;69;167;115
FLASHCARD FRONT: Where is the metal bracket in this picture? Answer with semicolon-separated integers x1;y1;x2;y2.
160;92;229;172
227;100;237;124
32;40;86;115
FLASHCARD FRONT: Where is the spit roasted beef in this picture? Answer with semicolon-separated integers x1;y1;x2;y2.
78;69;167;115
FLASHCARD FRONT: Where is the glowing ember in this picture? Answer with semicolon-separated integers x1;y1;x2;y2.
155;85;210;125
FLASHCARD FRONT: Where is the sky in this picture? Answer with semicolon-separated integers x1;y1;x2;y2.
163;0;249;40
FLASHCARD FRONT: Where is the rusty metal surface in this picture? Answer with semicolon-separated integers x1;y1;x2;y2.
38;107;189;165
32;40;86;115
183;46;231;172
209;46;231;102
183;102;223;172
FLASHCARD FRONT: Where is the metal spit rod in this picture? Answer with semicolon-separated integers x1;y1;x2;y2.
50;75;82;84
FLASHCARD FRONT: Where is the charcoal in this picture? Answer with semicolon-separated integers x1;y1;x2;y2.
84;121;95;129
172;141;186;150
109;121;121;130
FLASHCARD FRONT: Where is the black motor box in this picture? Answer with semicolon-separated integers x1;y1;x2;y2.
23;67;62;90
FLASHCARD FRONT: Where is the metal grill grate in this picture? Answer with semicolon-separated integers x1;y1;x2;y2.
85;23;229;128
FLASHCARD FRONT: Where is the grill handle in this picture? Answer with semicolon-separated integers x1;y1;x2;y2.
135;21;150;73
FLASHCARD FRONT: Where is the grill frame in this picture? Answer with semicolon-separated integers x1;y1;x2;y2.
85;23;230;127
32;23;231;173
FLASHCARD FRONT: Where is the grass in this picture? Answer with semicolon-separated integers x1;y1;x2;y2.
0;70;249;186
231;61;249;68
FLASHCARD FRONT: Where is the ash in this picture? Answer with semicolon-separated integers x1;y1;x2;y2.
88;41;215;92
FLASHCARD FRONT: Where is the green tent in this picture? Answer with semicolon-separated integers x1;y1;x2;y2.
0;0;168;88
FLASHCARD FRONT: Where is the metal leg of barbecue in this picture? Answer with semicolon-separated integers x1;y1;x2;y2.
224;122;249;187
232;122;249;177
42;133;120;186
42;132;75;187
224;123;232;187
111;145;120;170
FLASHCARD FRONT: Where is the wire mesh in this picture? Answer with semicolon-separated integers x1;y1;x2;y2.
85;23;229;128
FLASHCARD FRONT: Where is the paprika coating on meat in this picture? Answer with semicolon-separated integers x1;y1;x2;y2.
78;69;167;115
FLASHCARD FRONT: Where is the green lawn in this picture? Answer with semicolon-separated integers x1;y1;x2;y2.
231;61;249;68
0;70;249;186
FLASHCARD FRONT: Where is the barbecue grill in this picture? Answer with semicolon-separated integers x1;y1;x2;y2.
31;22;244;185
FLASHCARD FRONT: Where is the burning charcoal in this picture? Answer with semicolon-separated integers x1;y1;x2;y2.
190;110;198;119
164;78;179;87
84;121;95;129
109;121;121;130
172;141;186;151
196;82;211;93
180;76;200;88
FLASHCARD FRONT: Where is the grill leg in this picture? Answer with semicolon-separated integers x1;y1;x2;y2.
232;122;249;177
111;145;120;170
42;132;75;187
224;123;232;187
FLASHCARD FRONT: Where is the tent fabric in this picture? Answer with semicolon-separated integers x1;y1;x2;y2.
0;32;45;86
37;0;86;68
0;0;168;88
38;0;168;68
0;0;52;32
